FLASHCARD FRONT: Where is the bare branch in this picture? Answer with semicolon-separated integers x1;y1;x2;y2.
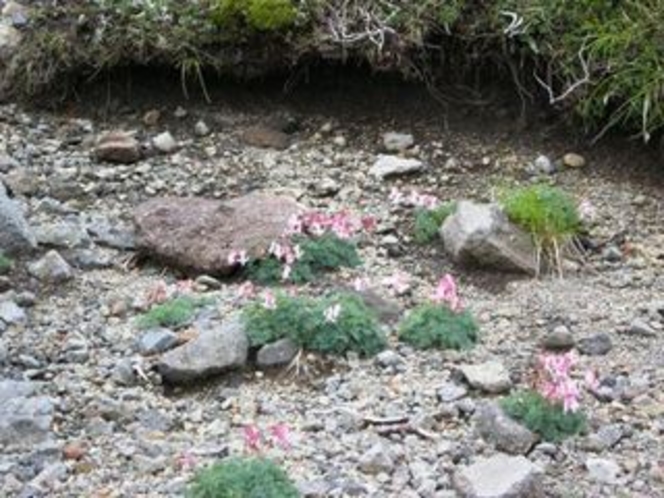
534;44;591;105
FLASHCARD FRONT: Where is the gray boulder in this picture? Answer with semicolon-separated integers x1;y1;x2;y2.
459;361;512;394
441;201;538;275
0;381;54;449
454;453;544;498
0;181;37;254
134;192;303;275
28;250;73;283
475;402;538;455
256;338;299;368
158;314;248;383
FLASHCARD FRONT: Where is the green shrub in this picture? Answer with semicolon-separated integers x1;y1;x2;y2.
501;390;587;442
188;457;300;498
0;252;13;275
136;296;206;330
243;292;387;357
245;234;361;285
398;303;478;350
212;0;297;31
413;202;457;245
500;184;580;256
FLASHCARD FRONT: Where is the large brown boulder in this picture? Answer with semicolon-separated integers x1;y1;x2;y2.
133;192;303;274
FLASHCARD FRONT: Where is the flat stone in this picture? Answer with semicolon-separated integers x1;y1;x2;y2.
441;201;538;275
626;319;657;338
0;182;37;255
475;402;538;455
383;132;415;152
437;382;468;403
0;299;26;325
454;454;543;498
152;131;178;153
158;314;248;383
577;333;613;356
586;457;620;484
370;155;424;179
358;443;395;475
540;325;575;351
0;381;54;449
93;130;141;164
562;152;586;168
133;192;303;275
34;221;90;249
459;361;512;394
256;338;299;368
28;250;73;283
375;350;403;368
137;328;179;355
242;125;290;150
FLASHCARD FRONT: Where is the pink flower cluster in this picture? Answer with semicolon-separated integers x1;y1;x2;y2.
431;274;463;312
389;188;439;210
537;352;598;413
243;423;291;453
287;211;376;239
143;279;194;307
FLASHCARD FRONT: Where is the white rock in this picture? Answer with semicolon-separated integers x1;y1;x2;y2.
370;155;424;179
455;453;543;498
152;131;178;153
194;120;210;137
459;361;512;394
383;132;414;152
586;458;621;484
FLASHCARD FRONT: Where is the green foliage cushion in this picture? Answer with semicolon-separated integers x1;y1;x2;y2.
212;0;297;31
245;234;361;285
188;457;300;498
500;184;580;244
398;303;478;350
136;296;206;330
0;252;12;275
501;390;587;442
413;202;457;245
243;292;387;357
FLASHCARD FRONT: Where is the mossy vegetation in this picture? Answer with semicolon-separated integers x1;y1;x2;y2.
243;291;387;357
187;457;300;498
398;303;478;350
3;1;664;141
413;202;457;245
136;295;208;330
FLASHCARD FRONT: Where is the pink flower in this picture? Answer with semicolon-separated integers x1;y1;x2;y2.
584;369;599;391
262;290;277;310
268;423;291;450
432;274;462;311
237;281;256;300
361;215;377;232
282;264;292;281
175;450;198;471
227;249;249;267
145;280;170;306
243;425;262;453
286;214;303;235
324;303;342;323
537;352;584;413
389;187;405;205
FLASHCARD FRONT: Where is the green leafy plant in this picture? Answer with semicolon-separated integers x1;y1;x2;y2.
212;0;298;31
501;390;587;442
136;296;207;330
500;184;580;274
187;457;300;498
245;234;362;285
413;202;457;245
0;251;13;275
243;291;387;357
399;303;478;350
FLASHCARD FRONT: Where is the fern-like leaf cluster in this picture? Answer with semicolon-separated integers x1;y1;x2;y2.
398;303;478;350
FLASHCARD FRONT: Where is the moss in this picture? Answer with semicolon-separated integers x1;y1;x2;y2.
136;296;208;330
212;0;298;31
0;252;13;275
398;303;479;350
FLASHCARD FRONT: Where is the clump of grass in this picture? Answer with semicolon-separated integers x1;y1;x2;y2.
501;390;587;442
413;202;457;245
0;251;13;275
136;296;207;330
398;303;478;350
187;457;300;498
243;291;387;357
500;184;580;275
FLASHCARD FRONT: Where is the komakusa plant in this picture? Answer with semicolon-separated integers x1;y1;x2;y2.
399;274;479;350
501;351;596;442
229;210;373;285
243;290;387;357
389;188;456;245
0;251;13;275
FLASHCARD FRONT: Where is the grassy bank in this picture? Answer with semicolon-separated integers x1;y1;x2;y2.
2;0;663;142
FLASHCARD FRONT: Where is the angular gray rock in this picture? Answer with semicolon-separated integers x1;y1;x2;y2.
0;181;37;254
540;325;575;351
459;361;512;394
157;314;248;383
357;443;395;475
0;299;26;325
133;192;303;274
475;402;538;455
28;250;73;282
0;152;19;173
93;130;141;164
0;381;54;449
152;131;178;153
34;221;90;249
383;132;414;152
256;338;299;368
370;155;424;179
137;328;179;355
577;333;612;356
454;454;543;498
440;201;538;275
586;457;620;484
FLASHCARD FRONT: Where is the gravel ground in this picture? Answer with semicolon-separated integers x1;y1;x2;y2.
0;75;663;498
